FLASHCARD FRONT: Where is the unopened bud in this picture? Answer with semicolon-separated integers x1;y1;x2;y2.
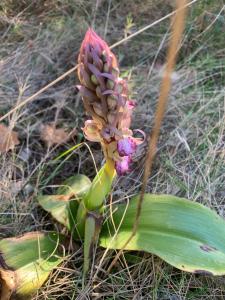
96;86;102;98
91;74;98;85
103;63;110;73
107;95;117;110
93;103;104;117
106;79;114;90
79;65;96;91
107;113;116;123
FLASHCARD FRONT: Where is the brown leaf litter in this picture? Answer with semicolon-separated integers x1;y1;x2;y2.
40;123;76;147
0;124;20;153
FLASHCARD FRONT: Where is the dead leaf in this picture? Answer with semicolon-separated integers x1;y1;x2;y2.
0;124;19;153
0;269;16;300
40;124;74;147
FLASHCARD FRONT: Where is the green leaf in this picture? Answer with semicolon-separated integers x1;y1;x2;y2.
56;174;91;196
0;232;63;299
38;174;91;231
100;194;225;275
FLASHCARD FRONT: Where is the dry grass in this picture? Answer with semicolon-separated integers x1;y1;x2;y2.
0;0;225;299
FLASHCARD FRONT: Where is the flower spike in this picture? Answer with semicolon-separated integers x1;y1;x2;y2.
77;28;143;175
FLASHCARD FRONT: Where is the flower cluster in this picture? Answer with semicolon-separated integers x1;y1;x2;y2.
77;28;143;175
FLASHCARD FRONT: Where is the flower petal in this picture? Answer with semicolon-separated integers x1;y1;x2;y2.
115;156;132;176
117;137;137;157
82;120;101;142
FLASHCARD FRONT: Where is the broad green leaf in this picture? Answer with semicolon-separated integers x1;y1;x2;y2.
100;194;225;275
56;174;91;196
38;174;91;231
0;231;63;299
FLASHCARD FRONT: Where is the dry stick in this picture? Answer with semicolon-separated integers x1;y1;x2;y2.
0;0;198;124
107;0;188;274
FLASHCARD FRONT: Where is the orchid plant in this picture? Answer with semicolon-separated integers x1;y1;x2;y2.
1;29;225;300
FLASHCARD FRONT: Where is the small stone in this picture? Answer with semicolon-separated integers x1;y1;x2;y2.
19;147;31;162
24;184;34;196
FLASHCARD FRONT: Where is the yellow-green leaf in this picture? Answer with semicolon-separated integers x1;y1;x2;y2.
100;194;225;275
0;232;63;299
38;174;91;231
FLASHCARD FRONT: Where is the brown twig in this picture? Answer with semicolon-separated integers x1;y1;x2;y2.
107;0;188;274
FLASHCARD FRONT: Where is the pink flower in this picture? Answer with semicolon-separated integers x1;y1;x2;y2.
78;29;145;176
115;156;132;176
82;120;101;142
117;137;137;157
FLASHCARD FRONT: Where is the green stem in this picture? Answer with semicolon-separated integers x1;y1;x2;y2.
83;211;103;280
75;159;116;238
75;160;116;277
84;159;116;210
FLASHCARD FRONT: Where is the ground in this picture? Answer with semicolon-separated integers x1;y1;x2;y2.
0;0;225;299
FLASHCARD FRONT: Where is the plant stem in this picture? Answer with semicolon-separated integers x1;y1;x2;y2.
83;211;103;281
84;159;116;211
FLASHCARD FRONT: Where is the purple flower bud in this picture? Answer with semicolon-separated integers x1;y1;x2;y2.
115;156;132;176
117;137;137;157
